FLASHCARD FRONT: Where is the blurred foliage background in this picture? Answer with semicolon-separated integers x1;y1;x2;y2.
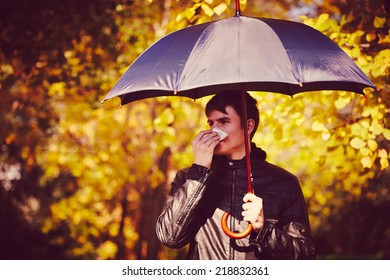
0;0;389;259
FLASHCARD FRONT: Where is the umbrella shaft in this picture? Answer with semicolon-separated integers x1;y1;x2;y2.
241;87;253;194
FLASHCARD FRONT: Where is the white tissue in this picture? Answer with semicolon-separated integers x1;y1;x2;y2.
213;127;228;141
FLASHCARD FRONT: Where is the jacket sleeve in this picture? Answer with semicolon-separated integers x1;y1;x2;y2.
156;164;211;249
250;178;316;259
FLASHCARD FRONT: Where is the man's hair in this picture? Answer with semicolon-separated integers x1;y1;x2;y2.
205;91;259;140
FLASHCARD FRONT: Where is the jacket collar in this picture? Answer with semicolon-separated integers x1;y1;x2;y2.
211;143;267;169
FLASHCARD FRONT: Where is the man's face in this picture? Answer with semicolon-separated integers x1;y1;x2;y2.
207;106;246;160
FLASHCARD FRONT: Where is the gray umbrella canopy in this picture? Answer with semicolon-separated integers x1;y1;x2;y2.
103;16;375;105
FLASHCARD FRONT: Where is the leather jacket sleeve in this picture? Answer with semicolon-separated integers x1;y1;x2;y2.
250;219;315;259
156;164;210;248
250;177;315;259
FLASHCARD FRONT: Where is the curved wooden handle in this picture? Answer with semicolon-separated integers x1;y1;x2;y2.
221;212;253;239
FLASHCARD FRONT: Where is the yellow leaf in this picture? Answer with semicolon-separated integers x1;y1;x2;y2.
175;13;184;22
273;125;283;140
367;139;378;151
380;157;389;170
201;3;214;17
0;64;14;75
98;151;110;162
315;191;327;206
359;147;371;157
48;82;66;97
68;57;80;66
340;15;347;27
64;50;73;58
351;123;368;139
361;120;370;128
312;121;325;132
361;156;372;168
350;137;366;149
383;129;390;141
317;13;330;26
97;241;118;260
351;46;361;58
322;132;331;141
366;33;377;42
214;3;228;15
370;121;383;135
184;8;196;20
374;16;386;28
378;149;388;158
357;55;367;65
334;96;351;109
5;133;16;144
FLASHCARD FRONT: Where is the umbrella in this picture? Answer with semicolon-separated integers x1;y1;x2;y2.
102;1;375;239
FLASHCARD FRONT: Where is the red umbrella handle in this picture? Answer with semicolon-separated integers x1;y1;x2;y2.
220;87;253;239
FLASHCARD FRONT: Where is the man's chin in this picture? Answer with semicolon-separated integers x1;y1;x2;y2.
213;146;226;156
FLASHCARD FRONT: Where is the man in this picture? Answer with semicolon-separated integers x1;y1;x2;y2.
156;91;315;259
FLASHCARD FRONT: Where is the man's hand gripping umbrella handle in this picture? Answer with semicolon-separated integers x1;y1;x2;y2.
221;206;253;239
220;88;254;239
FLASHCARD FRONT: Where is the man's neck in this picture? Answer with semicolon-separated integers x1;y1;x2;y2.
227;146;251;160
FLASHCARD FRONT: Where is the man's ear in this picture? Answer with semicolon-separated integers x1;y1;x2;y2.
247;118;255;136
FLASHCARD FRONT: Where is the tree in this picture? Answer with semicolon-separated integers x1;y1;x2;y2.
0;0;131;259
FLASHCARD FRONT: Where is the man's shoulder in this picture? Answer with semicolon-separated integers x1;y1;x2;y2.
265;161;296;176
256;161;300;186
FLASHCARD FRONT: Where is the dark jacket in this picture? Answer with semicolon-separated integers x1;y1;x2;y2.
156;144;315;259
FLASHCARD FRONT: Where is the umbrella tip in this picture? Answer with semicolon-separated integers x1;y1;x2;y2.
235;0;241;16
